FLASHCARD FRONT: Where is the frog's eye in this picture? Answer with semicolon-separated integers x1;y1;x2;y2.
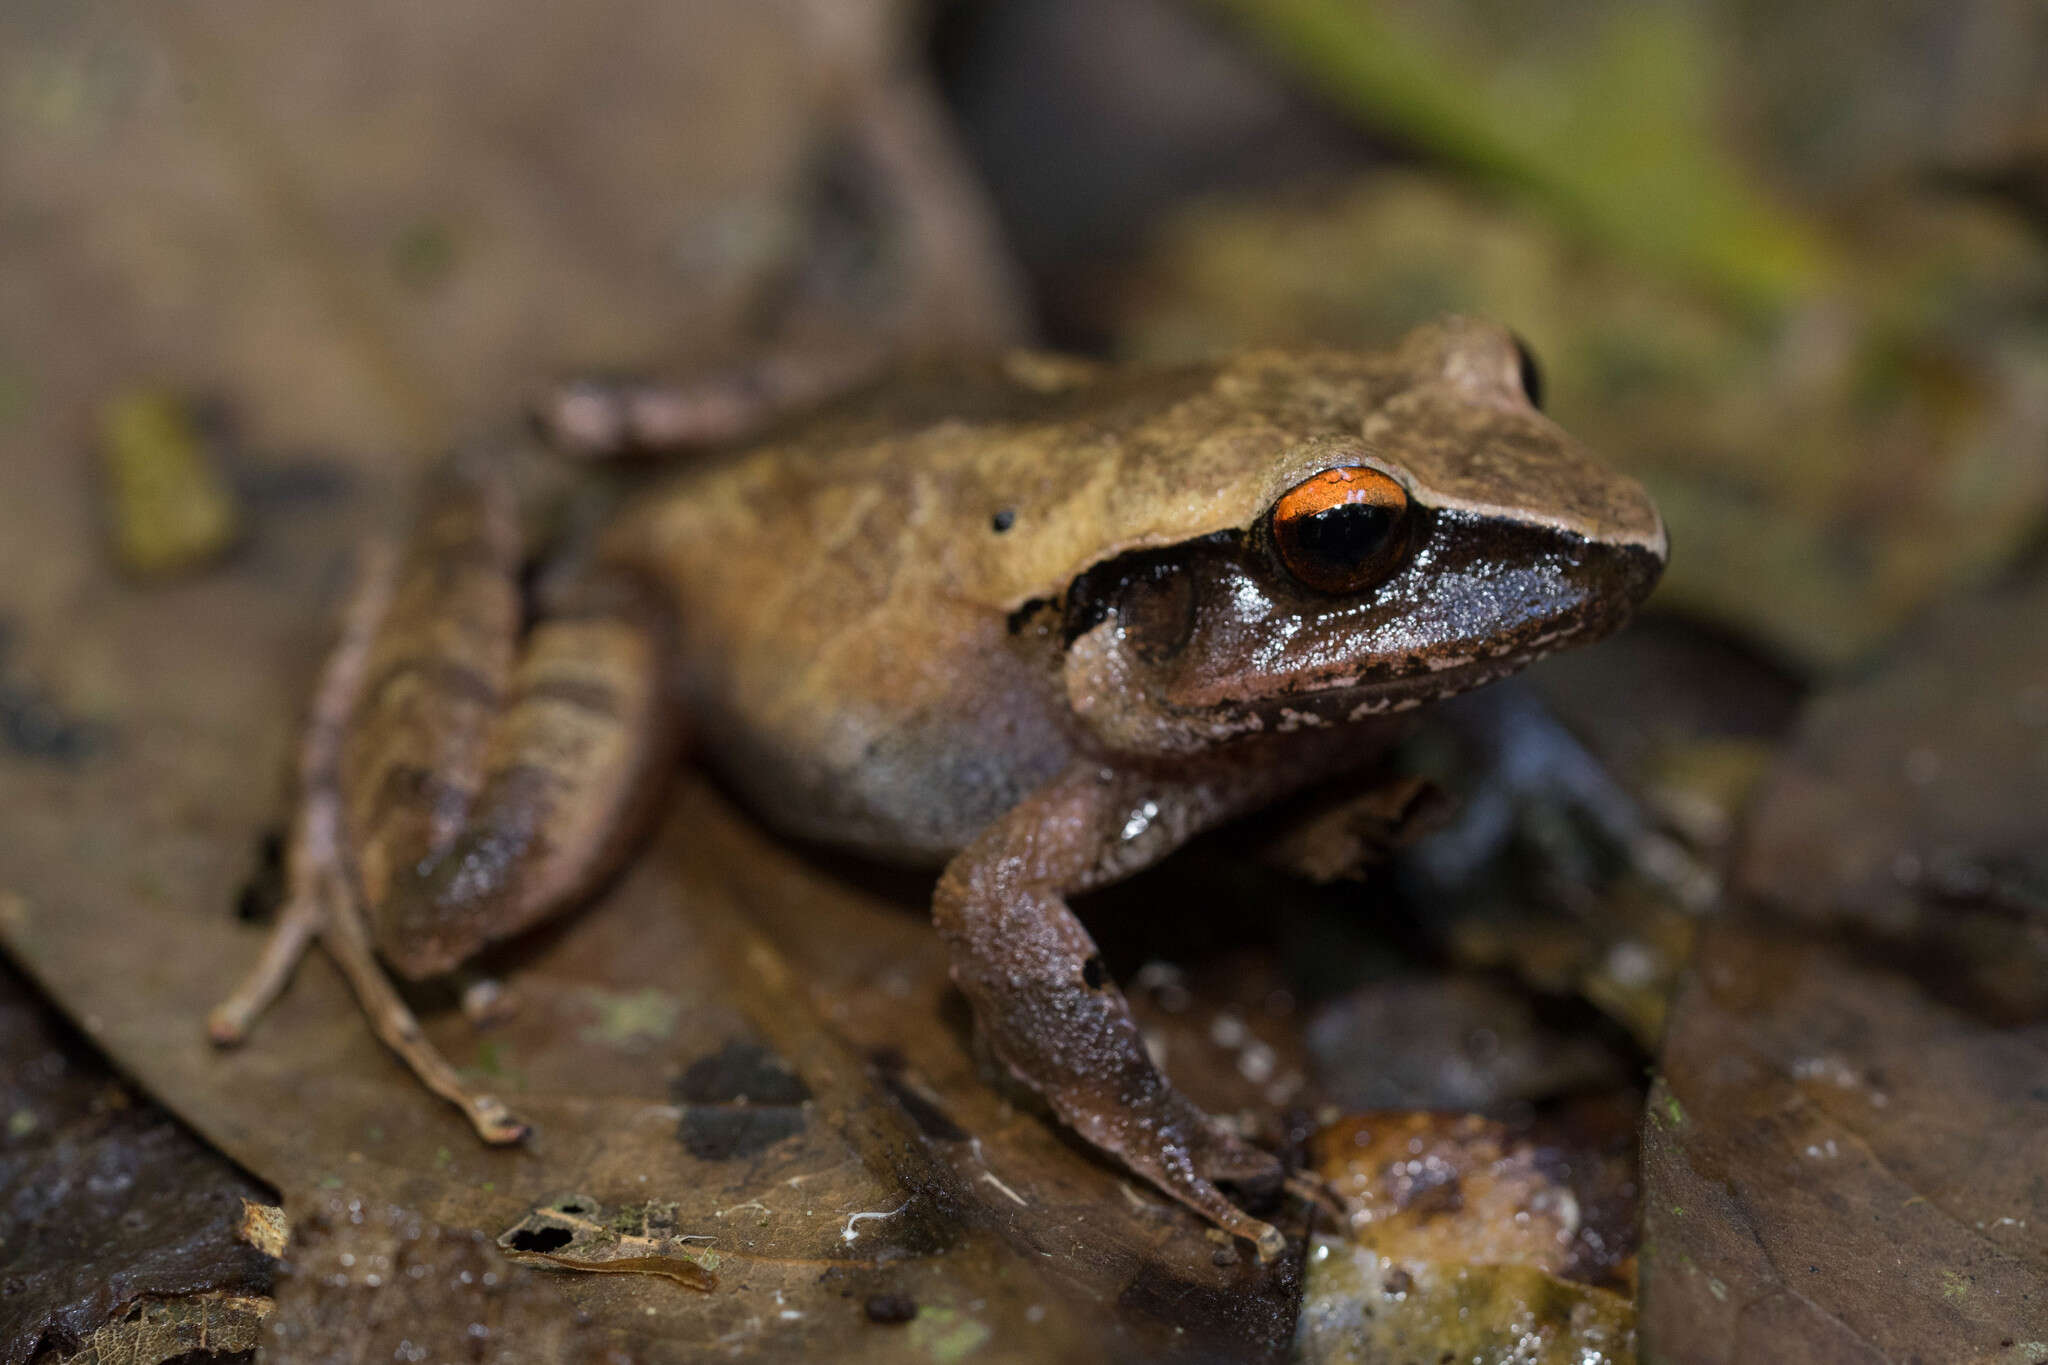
1270;466;1411;595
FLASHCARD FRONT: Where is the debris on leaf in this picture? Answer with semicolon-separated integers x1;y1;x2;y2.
236;1198;290;1259
267;1194;613;1362
97;389;240;579
1307;974;1630;1115
1315;1112;1630;1283
1298;1112;1636;1364
1300;1253;1635;1365
498;1194;719;1291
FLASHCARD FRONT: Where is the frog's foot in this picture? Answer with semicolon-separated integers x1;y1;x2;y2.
205;879;324;1048
977;998;1286;1262
206;542;529;1146
534;347;885;459
1071;1084;1287;1263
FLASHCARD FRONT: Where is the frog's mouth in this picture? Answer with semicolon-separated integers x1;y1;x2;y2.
1060;511;1663;752
1191;523;1664;729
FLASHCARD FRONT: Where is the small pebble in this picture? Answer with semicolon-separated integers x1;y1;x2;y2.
864;1293;917;1325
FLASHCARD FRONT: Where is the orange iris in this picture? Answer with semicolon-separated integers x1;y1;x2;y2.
1269;466;1412;595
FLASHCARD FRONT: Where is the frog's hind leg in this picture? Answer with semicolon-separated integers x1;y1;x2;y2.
208;536;529;1143
211;458;678;1145
208;541;397;1048
369;566;680;981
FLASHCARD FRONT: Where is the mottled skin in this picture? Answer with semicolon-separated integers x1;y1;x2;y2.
211;318;1665;1261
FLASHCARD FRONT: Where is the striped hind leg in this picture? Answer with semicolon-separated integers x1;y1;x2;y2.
209;459;677;1143
206;539;526;1141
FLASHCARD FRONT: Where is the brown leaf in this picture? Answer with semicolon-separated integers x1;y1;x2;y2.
1638;917;2048;1362
1644;573;2048;1360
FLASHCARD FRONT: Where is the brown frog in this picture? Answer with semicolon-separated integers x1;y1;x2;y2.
209;318;1665;1260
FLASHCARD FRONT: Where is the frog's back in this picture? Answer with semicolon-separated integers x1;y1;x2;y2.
598;360;1193;859
598;342;1487;860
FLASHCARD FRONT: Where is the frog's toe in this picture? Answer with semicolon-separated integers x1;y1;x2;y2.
1192;1123;1284;1187
1145;1160;1287;1264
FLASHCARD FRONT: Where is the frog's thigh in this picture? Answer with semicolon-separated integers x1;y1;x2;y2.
932;764;1286;1261
373;571;679;976
321;460;671;975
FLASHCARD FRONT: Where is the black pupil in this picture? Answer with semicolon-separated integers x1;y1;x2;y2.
1294;501;1397;569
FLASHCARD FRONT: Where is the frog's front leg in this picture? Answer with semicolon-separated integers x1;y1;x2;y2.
933;762;1294;1262
209;460;676;1143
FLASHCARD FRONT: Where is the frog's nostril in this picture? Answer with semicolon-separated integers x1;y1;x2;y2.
1510;334;1545;410
1601;539;1667;614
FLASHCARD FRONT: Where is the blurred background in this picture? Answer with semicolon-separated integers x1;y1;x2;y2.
3;2;2045;1362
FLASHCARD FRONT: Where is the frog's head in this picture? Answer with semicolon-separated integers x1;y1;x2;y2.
1057;318;1665;754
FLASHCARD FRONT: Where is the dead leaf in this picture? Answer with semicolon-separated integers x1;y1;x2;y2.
1640;571;2048;1361
0;958;278;1365
48;1292;271;1365
1638;917;2048;1362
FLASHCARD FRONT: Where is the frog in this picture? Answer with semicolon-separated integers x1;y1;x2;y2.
208;317;1665;1261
